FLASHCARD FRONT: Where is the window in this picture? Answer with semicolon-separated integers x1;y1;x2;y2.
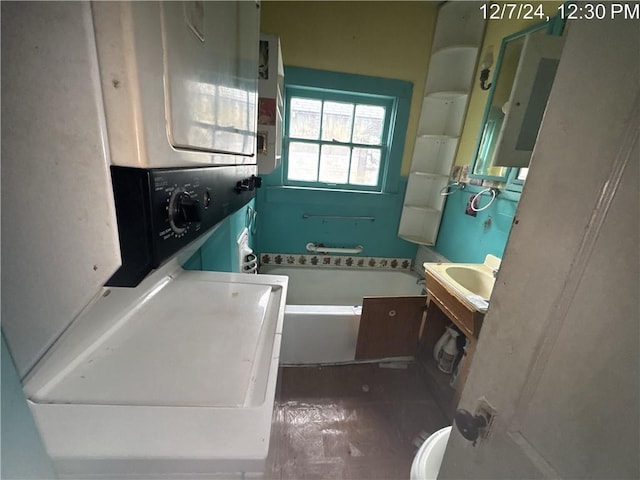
285;91;391;190
281;68;412;193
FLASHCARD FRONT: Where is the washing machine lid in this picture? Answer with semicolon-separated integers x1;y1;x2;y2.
23;269;286;407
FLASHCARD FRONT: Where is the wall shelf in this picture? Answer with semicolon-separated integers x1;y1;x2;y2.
404;205;441;213
257;34;284;174
436;44;483;54
398;3;485;246
409;172;449;179
430;2;487;52
425;91;469;99
424;47;479;96
417;96;467;141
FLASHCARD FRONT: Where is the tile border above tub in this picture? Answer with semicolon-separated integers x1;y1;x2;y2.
259;253;412;270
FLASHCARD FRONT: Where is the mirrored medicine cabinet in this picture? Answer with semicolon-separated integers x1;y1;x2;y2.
471;19;566;182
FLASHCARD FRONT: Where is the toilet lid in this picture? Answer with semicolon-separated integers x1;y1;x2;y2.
410;426;452;480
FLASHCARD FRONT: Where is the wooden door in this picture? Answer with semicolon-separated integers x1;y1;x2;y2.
439;18;639;479
355;296;426;359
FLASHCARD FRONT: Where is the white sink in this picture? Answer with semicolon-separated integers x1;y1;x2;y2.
423;255;501;310
445;266;495;300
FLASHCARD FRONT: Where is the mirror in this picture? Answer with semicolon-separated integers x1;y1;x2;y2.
471;22;564;180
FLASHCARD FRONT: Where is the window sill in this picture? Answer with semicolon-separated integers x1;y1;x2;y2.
277;185;385;194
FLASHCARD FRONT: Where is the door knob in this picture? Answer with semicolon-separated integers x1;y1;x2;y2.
454;409;488;446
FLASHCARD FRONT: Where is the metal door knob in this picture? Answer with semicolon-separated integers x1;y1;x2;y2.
454;409;488;445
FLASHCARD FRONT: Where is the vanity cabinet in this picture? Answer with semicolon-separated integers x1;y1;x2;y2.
424;270;484;338
420;270;485;411
398;3;485;245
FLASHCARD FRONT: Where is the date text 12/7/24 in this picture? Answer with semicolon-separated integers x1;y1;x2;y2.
480;3;548;21
481;3;640;22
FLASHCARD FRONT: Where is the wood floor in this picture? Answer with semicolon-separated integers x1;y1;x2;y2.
264;363;450;480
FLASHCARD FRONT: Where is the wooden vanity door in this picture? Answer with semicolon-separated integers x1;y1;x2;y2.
355;296;426;360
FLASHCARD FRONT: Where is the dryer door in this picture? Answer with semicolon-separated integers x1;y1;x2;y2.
92;2;260;168
162;1;259;157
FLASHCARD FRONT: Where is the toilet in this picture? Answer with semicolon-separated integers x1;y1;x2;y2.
410;426;452;480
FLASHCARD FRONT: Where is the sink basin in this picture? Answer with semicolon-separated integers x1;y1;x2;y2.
445;266;494;300
423;255;501;310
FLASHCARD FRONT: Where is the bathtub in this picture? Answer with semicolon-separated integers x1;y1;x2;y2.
260;266;423;364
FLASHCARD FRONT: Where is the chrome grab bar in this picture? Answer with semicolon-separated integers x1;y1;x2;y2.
302;214;375;221
305;242;364;255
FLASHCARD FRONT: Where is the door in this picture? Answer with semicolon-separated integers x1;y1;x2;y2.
355;296;426;359
439;17;639;479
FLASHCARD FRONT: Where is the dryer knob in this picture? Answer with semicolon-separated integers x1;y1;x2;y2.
172;192;201;229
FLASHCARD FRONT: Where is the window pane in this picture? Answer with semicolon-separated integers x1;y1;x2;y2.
287;142;319;181
353;105;385;145
289;98;321;139
321;102;354;142
319;145;350;184
349;148;381;186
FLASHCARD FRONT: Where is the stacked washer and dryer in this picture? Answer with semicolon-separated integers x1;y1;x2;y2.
2;2;287;479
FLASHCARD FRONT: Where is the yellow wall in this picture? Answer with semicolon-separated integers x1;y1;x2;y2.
260;1;437;175
454;1;562;167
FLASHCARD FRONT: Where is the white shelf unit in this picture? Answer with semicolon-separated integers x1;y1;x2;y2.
424;47;479;96
398;3;485;246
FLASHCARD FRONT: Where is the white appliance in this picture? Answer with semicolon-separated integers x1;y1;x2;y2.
2;2;286;478
256;33;284;174
92;1;260;168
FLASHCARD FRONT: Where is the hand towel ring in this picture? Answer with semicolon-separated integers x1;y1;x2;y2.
470;187;498;212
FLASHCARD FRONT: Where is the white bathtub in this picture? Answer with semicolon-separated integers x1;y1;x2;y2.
259;266;423;364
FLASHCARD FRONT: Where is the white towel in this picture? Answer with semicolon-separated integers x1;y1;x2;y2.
466;294;489;312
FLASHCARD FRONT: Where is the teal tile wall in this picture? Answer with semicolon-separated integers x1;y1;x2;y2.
185;183;517;269
255;171;418;259
183;200;256;273
434;187;519;263
251;66;417;262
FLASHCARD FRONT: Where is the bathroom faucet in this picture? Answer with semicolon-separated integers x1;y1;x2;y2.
492;268;499;278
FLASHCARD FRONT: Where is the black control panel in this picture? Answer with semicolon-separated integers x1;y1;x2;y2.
107;165;260;287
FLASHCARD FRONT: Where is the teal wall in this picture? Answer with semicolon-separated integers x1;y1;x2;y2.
255;173;417;258
254;67;418;260
1;335;57;479
184;200;256;272
434;186;520;263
